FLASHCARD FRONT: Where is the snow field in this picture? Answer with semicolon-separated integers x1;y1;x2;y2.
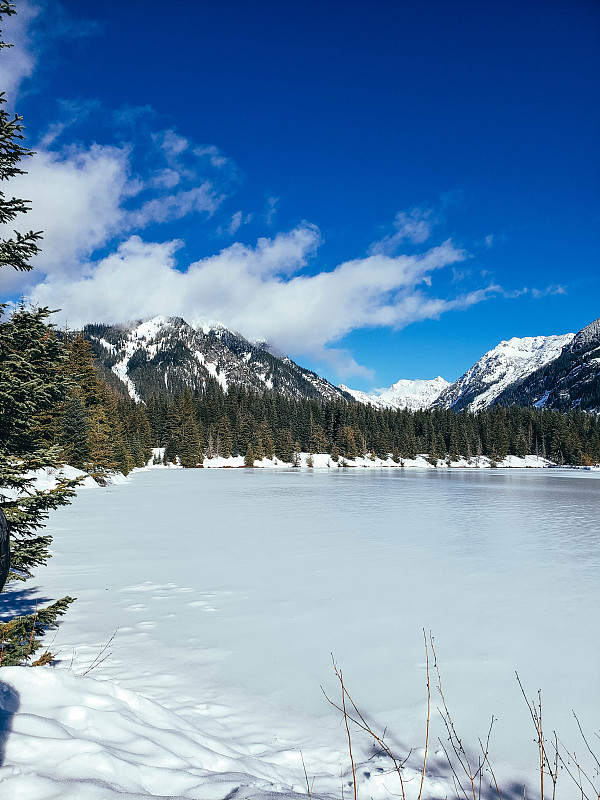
1;467;598;799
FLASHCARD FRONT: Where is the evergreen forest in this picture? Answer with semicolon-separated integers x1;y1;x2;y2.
143;379;600;468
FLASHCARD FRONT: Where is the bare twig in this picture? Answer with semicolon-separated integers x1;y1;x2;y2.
573;712;600;772
516;673;557;800
478;717;502;800
82;629;118;676
300;750;314;799
322;657;408;800
339;664;358;800
417;628;431;800
25;602;39;659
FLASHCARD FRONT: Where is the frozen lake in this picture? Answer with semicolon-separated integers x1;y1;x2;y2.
18;467;600;796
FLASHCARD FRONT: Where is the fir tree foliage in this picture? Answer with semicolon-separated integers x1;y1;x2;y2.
56;334;152;478
0;2;75;664
0;4;41;273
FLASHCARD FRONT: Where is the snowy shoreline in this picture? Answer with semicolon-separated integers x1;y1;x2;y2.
150;449;567;472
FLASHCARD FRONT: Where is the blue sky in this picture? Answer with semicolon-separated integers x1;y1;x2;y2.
1;0;598;389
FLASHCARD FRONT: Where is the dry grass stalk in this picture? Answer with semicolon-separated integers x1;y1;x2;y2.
322;656;410;800
322;639;598;800
300;750;315;799
516;673;558;799
81;629;118;676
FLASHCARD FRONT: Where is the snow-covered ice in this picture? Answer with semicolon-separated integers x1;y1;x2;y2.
1;467;599;798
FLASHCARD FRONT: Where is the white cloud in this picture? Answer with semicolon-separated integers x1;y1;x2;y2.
531;284;566;299
29;225;480;376
226;210;252;236
0;1;38;102
265;196;278;225
0;128;229;294
126;185;220;227
369;207;436;255
0;143;132;282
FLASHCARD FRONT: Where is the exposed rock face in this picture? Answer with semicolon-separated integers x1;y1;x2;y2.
85;316;353;403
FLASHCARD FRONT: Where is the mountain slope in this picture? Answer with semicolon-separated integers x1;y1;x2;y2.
341;377;450;411
85;316;352;403
433;334;575;411
494;317;600;411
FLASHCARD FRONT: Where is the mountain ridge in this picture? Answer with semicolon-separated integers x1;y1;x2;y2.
85;315;353;404
82;314;600;414
432;333;575;411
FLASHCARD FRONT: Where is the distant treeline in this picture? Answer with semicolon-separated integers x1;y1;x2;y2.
143;377;600;467
39;336;600;472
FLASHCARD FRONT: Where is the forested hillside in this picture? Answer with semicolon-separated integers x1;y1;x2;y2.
144;379;600;467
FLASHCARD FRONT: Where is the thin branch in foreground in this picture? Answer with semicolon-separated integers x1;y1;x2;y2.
81;629;118;676
417;628;431;800
572;712;600;773
321;656;409;800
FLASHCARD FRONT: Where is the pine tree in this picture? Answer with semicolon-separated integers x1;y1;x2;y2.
0;307;78;664
60;396;89;468
276;428;294;462
244;443;255;467
0;3;76;663
164;391;203;467
217;416;232;458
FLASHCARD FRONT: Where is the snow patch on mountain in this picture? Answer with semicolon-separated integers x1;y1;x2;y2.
86;316;349;403
434;333;575;411
341;376;450;410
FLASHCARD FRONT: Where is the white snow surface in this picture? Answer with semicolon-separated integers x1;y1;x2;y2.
342;377;450;410
1;466;598;799
436;333;575;410
0;465;128;501
189;317;230;336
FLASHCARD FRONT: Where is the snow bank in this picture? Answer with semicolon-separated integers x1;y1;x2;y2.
0;465;104;502
30;465;101;490
165;452;554;470
0;665;462;800
0;666;309;800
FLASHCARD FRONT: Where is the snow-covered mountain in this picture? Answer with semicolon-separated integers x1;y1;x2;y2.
433;333;575;412
85;316;352;403
341;377;450;411
494;316;600;411
84;314;599;413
